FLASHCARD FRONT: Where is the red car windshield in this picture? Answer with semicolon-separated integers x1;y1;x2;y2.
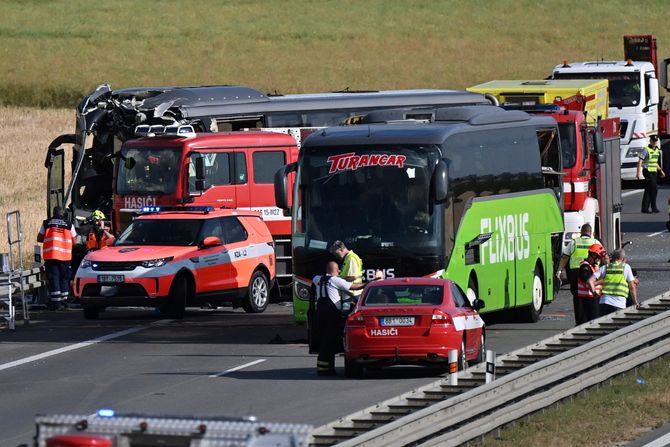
363;285;443;306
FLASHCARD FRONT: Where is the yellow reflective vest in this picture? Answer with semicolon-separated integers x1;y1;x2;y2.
569;236;597;269
602;261;629;298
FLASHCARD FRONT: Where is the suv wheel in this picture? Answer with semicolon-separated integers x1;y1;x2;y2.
243;271;269;313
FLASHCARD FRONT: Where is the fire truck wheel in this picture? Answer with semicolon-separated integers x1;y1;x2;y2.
168;275;187;319
243;271;269;313
83;307;99;320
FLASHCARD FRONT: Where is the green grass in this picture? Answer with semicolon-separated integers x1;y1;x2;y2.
2;0;670;108
474;357;670;447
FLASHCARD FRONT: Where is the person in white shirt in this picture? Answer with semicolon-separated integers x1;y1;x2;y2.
590;249;639;316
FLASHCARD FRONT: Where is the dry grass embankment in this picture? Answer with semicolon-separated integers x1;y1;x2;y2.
0;107;71;261
474;357;670;447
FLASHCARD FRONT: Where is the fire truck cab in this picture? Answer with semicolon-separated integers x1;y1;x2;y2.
112;130;299;289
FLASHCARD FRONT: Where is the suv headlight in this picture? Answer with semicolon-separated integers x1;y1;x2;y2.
294;280;311;301
140;257;174;268
80;259;92;269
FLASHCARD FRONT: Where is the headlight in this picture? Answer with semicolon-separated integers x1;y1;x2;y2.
80;259;92;269
294;280;311;300
626;147;644;158
140;257;174;268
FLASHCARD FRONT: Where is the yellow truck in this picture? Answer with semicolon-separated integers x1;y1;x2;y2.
468;79;608;123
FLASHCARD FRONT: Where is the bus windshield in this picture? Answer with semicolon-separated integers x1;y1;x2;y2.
116;147;181;195
298;145;442;254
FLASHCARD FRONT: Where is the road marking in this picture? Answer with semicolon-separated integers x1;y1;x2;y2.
622;189;643;197
0;319;173;373
647;230;668;238
210;359;266;377
640;431;670;447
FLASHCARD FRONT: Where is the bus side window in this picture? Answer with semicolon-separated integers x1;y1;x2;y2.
536;128;563;199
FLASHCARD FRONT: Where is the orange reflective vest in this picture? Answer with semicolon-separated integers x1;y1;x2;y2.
42;218;74;261
86;231;112;250
577;260;601;298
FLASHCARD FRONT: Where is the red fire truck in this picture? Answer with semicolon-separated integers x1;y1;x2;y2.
113;129;299;290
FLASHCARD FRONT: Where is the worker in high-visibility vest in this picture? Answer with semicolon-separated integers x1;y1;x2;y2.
576;243;607;324
557;223;598;325
37;206;77;309
636;135;665;213
329;240;364;310
85;210;115;251
590;248;639;317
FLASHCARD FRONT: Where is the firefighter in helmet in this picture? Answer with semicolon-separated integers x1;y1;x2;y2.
86;210;115;251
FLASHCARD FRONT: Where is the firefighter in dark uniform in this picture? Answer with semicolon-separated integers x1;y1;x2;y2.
636;135;665;213
312;261;367;376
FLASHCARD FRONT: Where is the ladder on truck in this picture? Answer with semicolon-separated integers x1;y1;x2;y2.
1;210;30;329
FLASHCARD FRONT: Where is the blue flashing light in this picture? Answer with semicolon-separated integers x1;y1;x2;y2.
140;205;214;214
141;206;162;213
97;408;115;417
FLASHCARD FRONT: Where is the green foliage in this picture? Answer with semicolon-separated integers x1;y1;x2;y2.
2;0;670;108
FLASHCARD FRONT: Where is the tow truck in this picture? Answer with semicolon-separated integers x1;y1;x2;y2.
551;35;670;180
468;79;622;250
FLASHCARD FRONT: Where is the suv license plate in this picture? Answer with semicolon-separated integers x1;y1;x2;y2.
381;316;414;326
97;275;124;283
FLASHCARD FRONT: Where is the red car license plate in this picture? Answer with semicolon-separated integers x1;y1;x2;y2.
380;316;414;326
97;275;124;283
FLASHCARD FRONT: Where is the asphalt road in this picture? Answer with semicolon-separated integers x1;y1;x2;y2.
1;185;669;447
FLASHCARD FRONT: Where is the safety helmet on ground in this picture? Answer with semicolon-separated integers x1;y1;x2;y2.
91;210;106;221
588;243;606;257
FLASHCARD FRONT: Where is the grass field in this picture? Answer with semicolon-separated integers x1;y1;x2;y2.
1;0;670;108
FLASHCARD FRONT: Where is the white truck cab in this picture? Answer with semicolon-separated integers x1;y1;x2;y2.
552;60;659;180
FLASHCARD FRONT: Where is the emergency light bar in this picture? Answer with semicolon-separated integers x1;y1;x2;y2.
140;206;215;213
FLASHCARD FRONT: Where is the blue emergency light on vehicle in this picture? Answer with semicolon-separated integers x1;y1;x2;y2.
97;408;115;417
140;206;214;213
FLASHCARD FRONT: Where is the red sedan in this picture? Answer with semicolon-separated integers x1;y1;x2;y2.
344;277;485;377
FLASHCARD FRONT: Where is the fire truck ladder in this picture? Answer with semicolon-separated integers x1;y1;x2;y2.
0;210;30;330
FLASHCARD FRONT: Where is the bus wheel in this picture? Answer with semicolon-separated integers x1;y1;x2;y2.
524;267;544;323
168;275;187;319
244;271;269;313
466;277;478;305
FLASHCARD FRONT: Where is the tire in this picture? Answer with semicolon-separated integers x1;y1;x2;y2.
458;338;467;371
466;276;478;306
243;271;270;313
83;307;99;320
523;267;544;323
168;275;187;319
344;358;364;378
472;333;485;366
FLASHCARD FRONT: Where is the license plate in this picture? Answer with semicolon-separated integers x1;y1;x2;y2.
97;275;124;283
380;316;415;326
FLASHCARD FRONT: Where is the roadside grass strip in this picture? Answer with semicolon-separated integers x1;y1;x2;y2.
473;356;670;447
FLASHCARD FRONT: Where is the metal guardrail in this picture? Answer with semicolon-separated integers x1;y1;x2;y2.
311;292;670;447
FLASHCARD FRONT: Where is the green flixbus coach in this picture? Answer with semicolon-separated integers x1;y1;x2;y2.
275;106;565;323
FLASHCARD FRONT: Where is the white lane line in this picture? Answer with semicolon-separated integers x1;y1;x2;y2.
647;230;668;238
641;431;670;447
209;359;266;378
622;189;644;197
0;319;174;373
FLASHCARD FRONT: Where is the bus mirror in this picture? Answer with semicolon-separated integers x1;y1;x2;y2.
124;157;136;170
433;160;449;203
195;156;205;180
275;162;297;210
